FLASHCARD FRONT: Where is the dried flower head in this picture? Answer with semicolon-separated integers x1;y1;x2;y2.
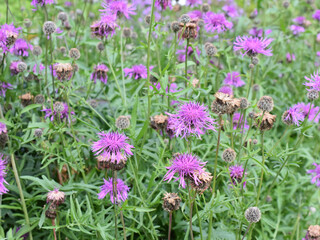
34;94;45;105
222;148;236;163
115;115;131;130
53;63;73;81
254;112;276;131
45;203;57;219
19;93;34;107
178;20;198;39
245;207;261;223
69;48;80;60
305;225;320;239
47;188;65;205
239;98;250;109
189;170;212;193
162;192;181;212
98;178;130;204
150;114;168;131
171;21;180;33
257;96;274;112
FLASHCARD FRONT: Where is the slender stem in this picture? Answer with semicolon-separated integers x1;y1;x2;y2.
168;211;172;240
6;0;9;23
120;210;127;240
185;38;189;89
49;36;55;99
195;200;203;240
120;22;127;112
246;68;253;99
52;218;57;240
255;131;265;205
112;170;118;240
187;181;194;240
45;38;49;96
241;223;252;240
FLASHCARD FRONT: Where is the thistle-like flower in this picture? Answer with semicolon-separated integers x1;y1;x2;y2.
167;102;217;139
101;0;136;19
304;71;320;92
0;23;20;53
10;39;33;57
98;178;130;203
47;188;65;205
164;153;206;188
91;132;134;164
31;0;54;11
234;36;273;57
204;12;233;33
42;102;74;121
124;65;151;80
91;64;109;84
229;165;247;187
0;82;13;97
223;72;245;88
90;14;118;39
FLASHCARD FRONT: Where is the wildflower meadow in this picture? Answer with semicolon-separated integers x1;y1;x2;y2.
1;0;320;239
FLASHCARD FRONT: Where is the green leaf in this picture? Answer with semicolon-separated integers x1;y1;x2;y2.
20;104;42;115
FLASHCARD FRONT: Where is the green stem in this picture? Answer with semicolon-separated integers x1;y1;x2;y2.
246;68;253;99
255;132;265;205
187;181;194;240
195;199;203;240
112;170;118;240
120;22;128;112
120;210;127;240
185;38;189;89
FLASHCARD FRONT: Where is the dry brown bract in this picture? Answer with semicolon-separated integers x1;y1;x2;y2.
254;112;276;131
211;92;240;115
54;63;73;81
19;93;34;107
97;155;126;170
150;114;168;131
190;170;213;194
307;225;320;239
162;192;181;212
179;20;198;39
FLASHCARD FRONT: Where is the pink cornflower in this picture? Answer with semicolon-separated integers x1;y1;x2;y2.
42;102;74;121
290;25;305;35
248;27;272;38
188;10;203;20
91;132;134;164
0;82;13;97
218;85;233;96
47;188;65;205
166;102;217;139
304;71;320;92
224;72;245;87
313;10;320;21
294;102;320;123
155;0;172;10
222;4;239;18
98;178;130;203
284;106;305;126
91;14;119;39
91;64;109;84
31;0;54;11
164;153;206;188
286;53;296;63
233;36;273;57
186;0;202;7
0;23;20;53
232;113;249;131
0;154;8;195
0;123;7;134
10;61;22;75
229;165;246;187
204;12;233;33
307;163;320;187
124;65;152;79
10;39;33;57
101;0;136;19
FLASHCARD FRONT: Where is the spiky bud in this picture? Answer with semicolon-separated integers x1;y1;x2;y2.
222;148;236;163
115;115;131;130
32;46;42;56
171;21;180;33
281;111;293;125
57;12;68;22
34;129;43;138
122;27;132;38
180;14;190;24
69;48;80;60
253;84;260;92
24;19;32;28
96;42;105;52
251;57;259;65
201;3;210;12
43;21;57;35
245;207;261;223
257;96;274;112
53;102;65;114
34;94;45;105
17;62;27;72
307;90;319;101
145;15;151;24
282;1;290;8
239;97;250;109
204;43;217;57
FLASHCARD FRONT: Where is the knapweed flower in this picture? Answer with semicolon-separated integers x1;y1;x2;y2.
91;132;134;164
124;65;152;79
286;53;296;63
229;165;246;187
31;0;54;11
10;39;32;57
166;102;217;139
164;153;206;188
218;85;233;96
47;188;65;205
222;4;240;18
0;23;20;52
304;71;320;92
155;0;172;10
303;225;320;240
52;63;73;81
162;192;181;212
0;123;7;134
0;82;13;97
0;154;8;195
313;10;320;21
307;163;320;187
91;64;109;84
98;178;130;203
10;61;23;75
204;12;233;33
224;72;245;87
233;112;249;131
293;16;306;25
282;106;305;126
294;102;320;123
101;0;136;19
290;25;305;35
188;10;202;20
42;102;74;121
234;36;273;57
91;14;118;39
186;0;202;7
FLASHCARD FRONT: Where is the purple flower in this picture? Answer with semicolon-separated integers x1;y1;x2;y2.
294;102;320;123
91;14;119;39
124;65;152;79
223;72;245;87
229;165;246;187
290;25;305;35
307;163;320;187
218;85;233;96
248;27;264;38
91;132;134;164
42;102;74;121
186;0;202;7
204;12;233;33
101;0;136;19
0;23;20;53
285;106;305;126
0;122;7;134
222;4;239;18
65;1;72;7
233;36;273;57
98;178;130;203
286;53;295;63
304;71;320;92
232;113;249;131
0;154;9;195
164;153;206;188
167;102;217;139
313;10;320;21
91;64;109;84
10;39;32;57
0;82;13;97
10;61;22;75
31;0;54;11
293;16;306;25
188;10;203;20
155;0;171;10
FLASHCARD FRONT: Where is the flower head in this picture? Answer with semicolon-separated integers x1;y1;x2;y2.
42;102;74;121
304;71;320;92
31;0;54;11
91;132;134;164
0;154;9;195
290;25;305;35
224;72;245;87
51;63;73;81
222;4;240;18
0;23;20;53
283;106;305;126
101;1;136;19
234;36;273;57
124;64;151;79
91;64;109;84
167;102;217;139
294;102;320;123
293;16;306;25
98;178;130;203
186;0;202;7
10;39;33;57
218;85;233;96
286;53;296;63
0;82;13;97
229;165;247;187
0;123;7;134
307;163;320;187
155;0;172;10
162;192;181;212
47;188;65;205
164;153;206;188
313;10;320;21
204;12;233;33
91;14;119;39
